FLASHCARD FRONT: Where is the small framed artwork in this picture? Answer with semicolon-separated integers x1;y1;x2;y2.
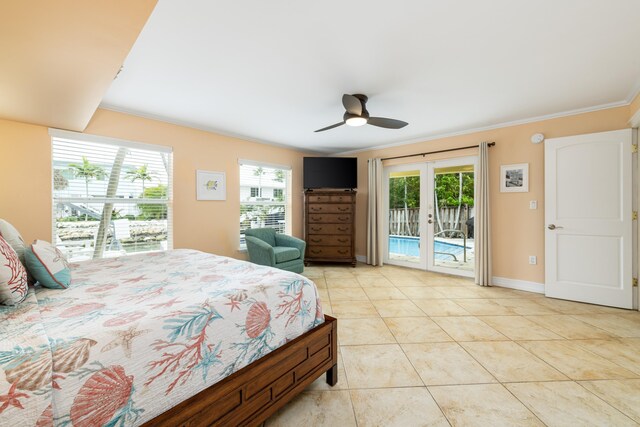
196;170;226;200
500;163;529;193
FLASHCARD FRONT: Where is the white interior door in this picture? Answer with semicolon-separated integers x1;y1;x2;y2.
545;129;633;308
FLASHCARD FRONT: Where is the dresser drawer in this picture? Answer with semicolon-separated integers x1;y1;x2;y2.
307;235;351;246
307;194;354;204
308;213;352;224
307;195;331;203
330;195;353;203
307;224;352;235
308;204;352;214
307;246;352;258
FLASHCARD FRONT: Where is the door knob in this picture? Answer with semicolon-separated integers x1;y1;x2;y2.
428;219;433;224
547;224;563;230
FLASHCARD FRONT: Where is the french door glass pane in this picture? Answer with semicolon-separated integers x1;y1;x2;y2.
388;170;421;264
432;165;474;272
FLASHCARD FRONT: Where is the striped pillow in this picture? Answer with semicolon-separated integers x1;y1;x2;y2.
0;235;28;305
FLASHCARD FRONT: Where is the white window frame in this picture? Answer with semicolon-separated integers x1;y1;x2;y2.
239;159;292;250
49;128;174;259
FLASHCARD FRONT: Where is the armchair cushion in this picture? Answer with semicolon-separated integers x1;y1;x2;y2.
244;228;276;247
245;236;275;266
273;246;300;263
274;234;306;255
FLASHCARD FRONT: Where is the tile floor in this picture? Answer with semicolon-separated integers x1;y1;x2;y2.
265;263;640;427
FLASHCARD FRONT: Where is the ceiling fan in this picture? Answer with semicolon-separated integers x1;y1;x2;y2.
315;94;408;132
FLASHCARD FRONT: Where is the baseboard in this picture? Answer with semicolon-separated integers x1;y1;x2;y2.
355;255;545;294
492;276;545;294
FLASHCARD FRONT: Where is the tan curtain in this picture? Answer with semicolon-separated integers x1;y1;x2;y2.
367;158;384;266
475;142;492;286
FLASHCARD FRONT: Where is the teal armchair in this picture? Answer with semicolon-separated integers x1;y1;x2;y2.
244;228;306;274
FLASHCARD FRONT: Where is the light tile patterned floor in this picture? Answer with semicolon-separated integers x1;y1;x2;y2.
265;263;640;427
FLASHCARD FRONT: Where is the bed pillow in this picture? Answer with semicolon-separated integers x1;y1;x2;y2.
0;235;28;305
0;219;27;265
25;240;71;289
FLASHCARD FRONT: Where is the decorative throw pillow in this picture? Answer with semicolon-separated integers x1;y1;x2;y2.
0;218;36;285
25;240;71;289
0;235;28;305
0;219;27;265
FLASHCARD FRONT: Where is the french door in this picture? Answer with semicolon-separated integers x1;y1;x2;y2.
383;157;477;277
383;162;428;269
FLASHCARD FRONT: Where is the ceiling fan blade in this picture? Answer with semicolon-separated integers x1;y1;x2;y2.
342;94;362;115
314;122;345;132
367;117;408;129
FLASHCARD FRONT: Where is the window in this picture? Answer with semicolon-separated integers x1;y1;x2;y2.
239;160;291;248
51;130;173;261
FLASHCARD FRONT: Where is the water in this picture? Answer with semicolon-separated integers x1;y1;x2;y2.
389;235;469;261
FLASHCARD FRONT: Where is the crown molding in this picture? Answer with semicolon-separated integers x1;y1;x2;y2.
626;75;640;103
101;96;635;158
334;100;630;156
98;104;322;155
630;108;640;128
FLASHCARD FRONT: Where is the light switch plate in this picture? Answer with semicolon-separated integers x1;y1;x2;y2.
529;200;537;209
529;256;537;265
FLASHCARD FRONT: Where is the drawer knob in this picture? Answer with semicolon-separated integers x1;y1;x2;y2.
338;239;348;243
311;249;321;254
338;249;348;254
312;217;322;221
338;217;348;221
338;227;347;232
311;227;322;232
311;238;321;243
338;207;349;211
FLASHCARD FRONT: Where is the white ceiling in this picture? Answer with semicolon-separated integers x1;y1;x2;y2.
102;0;640;154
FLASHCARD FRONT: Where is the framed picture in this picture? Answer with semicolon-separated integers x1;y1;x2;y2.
196;170;226;200
500;163;529;193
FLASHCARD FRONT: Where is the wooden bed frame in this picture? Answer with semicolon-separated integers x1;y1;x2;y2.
144;315;338;426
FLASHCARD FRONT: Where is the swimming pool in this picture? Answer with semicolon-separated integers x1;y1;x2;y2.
388;235;470;261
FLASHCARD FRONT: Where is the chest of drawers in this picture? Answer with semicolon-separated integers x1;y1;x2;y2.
304;190;356;267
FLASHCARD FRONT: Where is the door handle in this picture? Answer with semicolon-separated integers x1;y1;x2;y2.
547;224;563;230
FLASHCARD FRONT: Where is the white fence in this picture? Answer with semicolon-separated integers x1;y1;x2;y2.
389;206;473;237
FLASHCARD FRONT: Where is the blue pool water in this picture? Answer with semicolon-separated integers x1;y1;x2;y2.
389;235;469;261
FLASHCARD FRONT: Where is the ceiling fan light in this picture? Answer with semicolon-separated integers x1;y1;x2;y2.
345;116;367;127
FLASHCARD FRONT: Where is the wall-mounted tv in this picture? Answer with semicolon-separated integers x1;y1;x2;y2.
303;157;357;189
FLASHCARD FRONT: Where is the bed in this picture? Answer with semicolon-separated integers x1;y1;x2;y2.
0;249;337;426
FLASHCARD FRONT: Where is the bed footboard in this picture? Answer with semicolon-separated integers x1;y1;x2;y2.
144;315;338;427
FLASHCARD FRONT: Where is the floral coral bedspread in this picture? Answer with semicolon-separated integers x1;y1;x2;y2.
0;249;324;426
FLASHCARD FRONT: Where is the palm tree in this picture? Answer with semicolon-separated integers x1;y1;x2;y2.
126;164;156;195
94;147;128;259
273;169;285;183
253;166;266;198
69;156;106;199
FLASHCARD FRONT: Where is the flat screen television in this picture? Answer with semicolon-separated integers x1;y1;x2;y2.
303;157;357;189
